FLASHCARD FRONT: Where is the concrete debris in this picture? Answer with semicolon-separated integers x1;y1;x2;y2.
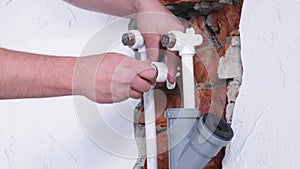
194;2;227;15
218;36;242;79
218;34;242;124
227;79;241;102
133;103;146;169
226;103;235;124
219;0;233;5
225;78;241;124
164;0;241;19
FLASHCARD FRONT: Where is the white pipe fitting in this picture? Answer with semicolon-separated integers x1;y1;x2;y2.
161;28;203;56
151;62;168;83
161;28;203;108
122;29;144;49
122;30;147;61
166;79;176;90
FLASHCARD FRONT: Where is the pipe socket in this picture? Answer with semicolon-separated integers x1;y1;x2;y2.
165;108;234;169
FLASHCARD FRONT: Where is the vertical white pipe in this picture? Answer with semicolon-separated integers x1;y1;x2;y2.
122;30;158;169
181;55;196;108
140;49;158;169
143;89;158;169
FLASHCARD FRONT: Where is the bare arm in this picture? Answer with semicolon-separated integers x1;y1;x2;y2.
0;48;155;103
0;48;75;99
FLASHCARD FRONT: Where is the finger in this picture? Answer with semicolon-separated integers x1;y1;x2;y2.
143;33;161;62
136;62;157;84
131;76;152;93
165;50;180;84
129;88;143;99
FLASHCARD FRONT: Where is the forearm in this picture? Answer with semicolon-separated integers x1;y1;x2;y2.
64;0;167;16
0;48;76;99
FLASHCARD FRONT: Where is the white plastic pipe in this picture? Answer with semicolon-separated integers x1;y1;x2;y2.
143;62;168;169
181;55;196;108
122;30;159;169
139;43;158;169
143;88;158;169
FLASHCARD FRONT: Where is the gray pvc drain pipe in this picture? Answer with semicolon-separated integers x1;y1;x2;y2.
165;108;234;169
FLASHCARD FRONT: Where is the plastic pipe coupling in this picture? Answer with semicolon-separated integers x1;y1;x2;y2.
165;108;234;169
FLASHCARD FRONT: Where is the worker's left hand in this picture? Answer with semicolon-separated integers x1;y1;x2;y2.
73;53;156;103
135;0;185;84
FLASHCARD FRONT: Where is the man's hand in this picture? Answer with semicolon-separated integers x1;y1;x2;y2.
65;0;185;84
135;0;185;84
73;53;156;103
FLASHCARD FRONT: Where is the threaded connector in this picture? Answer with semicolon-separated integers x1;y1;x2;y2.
161;33;176;48
122;32;136;47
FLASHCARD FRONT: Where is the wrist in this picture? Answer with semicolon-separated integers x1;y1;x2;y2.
72;55;105;101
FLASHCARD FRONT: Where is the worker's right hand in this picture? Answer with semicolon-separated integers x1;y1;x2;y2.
73;53;156;103
134;0;185;85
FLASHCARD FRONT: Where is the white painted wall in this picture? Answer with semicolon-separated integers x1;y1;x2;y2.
223;0;300;168
0;0;139;168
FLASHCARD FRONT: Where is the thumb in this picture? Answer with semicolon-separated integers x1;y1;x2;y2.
166;50;180;84
136;60;157;84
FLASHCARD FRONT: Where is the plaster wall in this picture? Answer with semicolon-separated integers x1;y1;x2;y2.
223;0;300;168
